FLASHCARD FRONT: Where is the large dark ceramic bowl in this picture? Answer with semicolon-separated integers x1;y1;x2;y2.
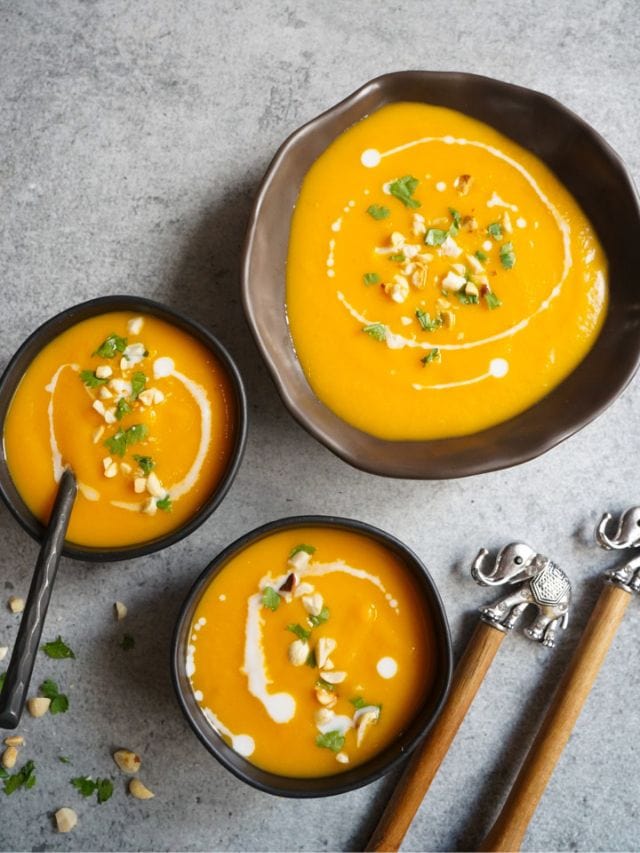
172;515;453;797
242;71;640;478
0;295;248;561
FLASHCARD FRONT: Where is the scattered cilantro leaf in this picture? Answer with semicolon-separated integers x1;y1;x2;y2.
133;455;154;475
104;423;149;457
39;679;69;715
350;696;366;710
389;252;405;262
425;228;448;246
485;292;502;309
289;544;316;559
421;348;441;366
287;623;311;641
120;634;135;651
449;208;462;228
0;767;7;779
366;204;390;220
306;650;317;668
487;222;503;240
309;606;330;627
93;334;127;359
262;587;280;612
130;371;146;400
156;495;172;512
72;776;96;797
80;370;107;388
41;636;75;659
457;288;480;305
316;678;336;693
415;309;442;332
96;778;114;804
3;759;36;795
315;731;345;752
499;242;516;270
389;175;420;208
475;249;488;262
363;323;386;342
115;397;132;421
59;756;71;764
363;272;380;286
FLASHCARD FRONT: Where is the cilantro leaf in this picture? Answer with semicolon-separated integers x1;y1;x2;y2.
133;455;154;475
487;222;503;240
289;544;316;559
485;292;502;309
499;242;516;270
3;759;36;795
350;696;366;709
415;310;442;332
449;207;462;229
309;606;330;627
104;424;148;457
38;678;69;714
130;371;146;400
41;636;75;659
80;370;107;388
306;650;317;668
389;252;405;262
363;323;386;342
115;397;132;421
156;495;172;512
120;634;135;651
457;287;480;305
389;175;420;208
475;249;488;262
72;776;97;797
425;228;448;247
316;678;336;692
366;204;390;220
421;348;441;366
262;587;280;612
363;272;380;286
287;624;311;641
93;334;128;359
96;778;114;804
315;731;345;752
59;756;71;764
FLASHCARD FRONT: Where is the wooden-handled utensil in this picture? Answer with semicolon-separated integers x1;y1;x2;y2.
367;542;572;852
0;468;76;728
480;508;640;852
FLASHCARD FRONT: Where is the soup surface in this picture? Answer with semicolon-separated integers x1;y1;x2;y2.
187;527;436;777
286;102;608;440
4;311;236;547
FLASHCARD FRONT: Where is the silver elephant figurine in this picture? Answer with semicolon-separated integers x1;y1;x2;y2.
597;507;640;591
472;542;571;647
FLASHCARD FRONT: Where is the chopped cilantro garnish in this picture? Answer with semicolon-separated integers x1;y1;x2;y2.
309;606;330;627
71;776;113;804
93;334;127;359
499;242;516;270
425;228;448;247
363;272;380;286
39;679;69;715
115;397;132;421
289;544;316;559
120;634;135;651
71;776;96;797
3;759;36;795
315;731;345;752
350;696;366;710
262;587;280;612
97;778;114;804
487;222;503;240
130;371;146;400
104;423;149;457
156;495;172;512
421;348;441;366
415;309;442;332
80;370;107;388
475;249;488;262
306;650;317;668
449;208;462;228
316;678;336;693
485;292;503;309
366;204;390;220
59;756;71;764
389;175;420;208
287;624;311;641
457;287;480;305
41;636;75;660
133;455;154;475
363;323;386;342
389;252;405;263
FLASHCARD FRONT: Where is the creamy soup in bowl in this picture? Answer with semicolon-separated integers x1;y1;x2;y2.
172;517;452;796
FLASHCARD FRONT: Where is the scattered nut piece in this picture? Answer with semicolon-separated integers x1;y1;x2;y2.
0;646;8;661
55;807;78;834
4;735;24;747
320;670;346;684
411;213;426;237
120;462;132;475
288;551;312;572
92;426;105;444
462;214;478;232
502;211;513;234
134;477;147;494
384;274;410;304
322;658;335;671
356;709;380;747
151;389;164;405
441;235;462;258
138;389;154;407
95;365;112;379
113;749;142;774
92;399;106;416
288;639;310;667
454;173;473;196
451;262;466;276
127;317;144;335
114;601;128;621
411;268;427;289
336;752;350;765
436;297;452;311
441;310;456;329
146;472;165;499
99;386;113;400
102;456;113;471
8;596;24;614
120;357;129;372
441;271;467;292
104;462;118;479
27;697;51;717
129;778;154;800
465;282;479;298
466;253;485;274
314;708;335;726
301;592;324;618
315;637;337;669
315;686;337;708
390;231;405;249
2;746;18;769
104;408;117;425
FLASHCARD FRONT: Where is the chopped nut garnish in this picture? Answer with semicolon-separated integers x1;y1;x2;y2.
113;749;141;775
466;253;485;274
314;708;335;726
302;593;324;618
55;807;78;834
462;215;478;232
4;735;24;747
8;596;24;614
129;778;154;800
2;746;18;769
436;297;452;311
336;752;350;764
356;709;380;747
390;231;405;249
146;472;165;499
114;601;128;621
27;697;51;717
99;386;113;400
441;235;462;258
454;173;473;195
411;268;427;289
102;456;113;471
451;262;466;276
127;317;144;335
104;408;117;425
288;639;310;667
288;552;312;572
465;282;480;298
319;670;346;684
104;462;118;479
383;274;410;304
441;310;456;329
92;399;106;416
315;637;337;669
441;271;467;292
95;365;112;379
502;210;513;234
138;389;154;407
315;686;337;707
134;477;147;494
411;213;426;237
120;462;132;475
92;426;105;444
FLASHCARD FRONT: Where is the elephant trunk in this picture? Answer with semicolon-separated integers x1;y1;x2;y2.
597;512;637;550
471;548;504;586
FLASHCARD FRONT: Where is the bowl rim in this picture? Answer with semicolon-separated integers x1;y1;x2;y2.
241;69;640;479
0;294;248;561
170;514;453;798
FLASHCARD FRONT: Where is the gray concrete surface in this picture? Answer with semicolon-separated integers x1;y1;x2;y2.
1;0;639;850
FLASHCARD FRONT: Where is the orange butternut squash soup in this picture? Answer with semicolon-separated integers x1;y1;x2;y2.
286;103;608;440
187;527;436;777
3;312;236;548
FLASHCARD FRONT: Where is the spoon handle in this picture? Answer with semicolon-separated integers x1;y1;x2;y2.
366;621;506;852
0;468;76;729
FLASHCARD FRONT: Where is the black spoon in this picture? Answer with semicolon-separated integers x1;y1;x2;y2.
0;468;77;729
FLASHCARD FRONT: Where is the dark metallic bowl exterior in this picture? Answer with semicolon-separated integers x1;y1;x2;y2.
242;70;640;479
0;295;248;561
171;515;453;797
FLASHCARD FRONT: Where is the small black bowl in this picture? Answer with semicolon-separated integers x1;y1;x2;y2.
171;515;453;797
0;295;248;561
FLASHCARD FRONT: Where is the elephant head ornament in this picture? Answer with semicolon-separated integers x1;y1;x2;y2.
472;542;571;648
597;507;640;550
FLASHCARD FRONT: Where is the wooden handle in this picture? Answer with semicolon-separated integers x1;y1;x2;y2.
481;583;632;852
367;620;506;852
